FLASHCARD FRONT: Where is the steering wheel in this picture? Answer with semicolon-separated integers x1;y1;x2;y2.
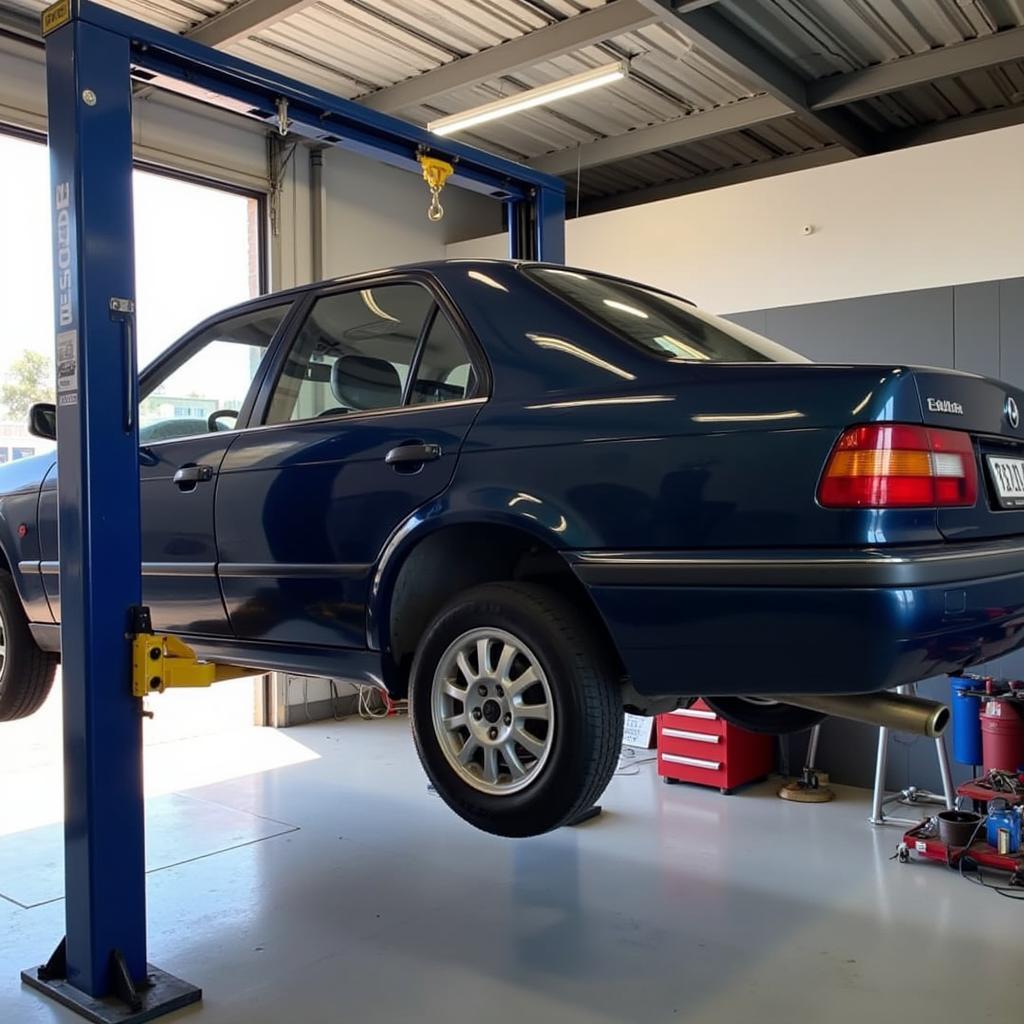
208;409;239;432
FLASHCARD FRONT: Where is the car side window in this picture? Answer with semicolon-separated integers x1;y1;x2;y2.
409;309;478;406
139;304;289;443
265;283;434;424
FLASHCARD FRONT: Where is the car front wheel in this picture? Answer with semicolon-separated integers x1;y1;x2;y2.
0;570;58;721
410;582;623;837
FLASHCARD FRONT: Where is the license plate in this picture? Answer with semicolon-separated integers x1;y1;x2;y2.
987;455;1024;508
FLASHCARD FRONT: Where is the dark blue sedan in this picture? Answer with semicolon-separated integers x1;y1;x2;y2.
3;260;1024;835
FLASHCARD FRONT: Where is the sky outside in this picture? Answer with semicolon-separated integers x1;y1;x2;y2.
0;132;259;403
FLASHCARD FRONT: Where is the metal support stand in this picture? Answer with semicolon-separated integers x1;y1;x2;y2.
778;723;835;802
508;186;566;262
22;939;200;1024
23;4;563;1019
870;684;955;827
565;806;603;826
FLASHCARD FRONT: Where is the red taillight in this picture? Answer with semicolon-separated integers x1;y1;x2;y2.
818;424;977;509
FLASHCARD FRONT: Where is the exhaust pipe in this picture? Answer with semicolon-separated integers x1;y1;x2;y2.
777;691;950;738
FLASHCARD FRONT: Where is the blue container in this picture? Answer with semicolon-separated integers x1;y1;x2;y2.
951;679;984;766
987;804;1022;853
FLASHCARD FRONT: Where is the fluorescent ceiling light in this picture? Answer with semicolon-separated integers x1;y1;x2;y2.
429;61;627;137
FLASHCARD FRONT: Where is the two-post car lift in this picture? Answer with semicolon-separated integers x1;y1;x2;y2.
22;2;565;1019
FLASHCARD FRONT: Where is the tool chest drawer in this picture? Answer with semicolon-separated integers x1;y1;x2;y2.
662;700;726;736
657;701;773;794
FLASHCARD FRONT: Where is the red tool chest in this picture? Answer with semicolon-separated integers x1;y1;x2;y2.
657;701;774;794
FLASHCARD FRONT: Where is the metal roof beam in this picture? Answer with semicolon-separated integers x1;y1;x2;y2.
530;93;790;174
641;1;873;155
810;26;1024;109
577;97;1024;216
884;103;1024;149
187;0;319;47
578;146;852;215
361;0;661;113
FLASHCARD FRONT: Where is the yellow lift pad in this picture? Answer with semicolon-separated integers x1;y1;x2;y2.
132;632;252;697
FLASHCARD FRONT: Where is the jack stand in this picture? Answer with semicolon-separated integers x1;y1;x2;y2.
565;805;602;826
22;938;200;1024
870;683;954;827
778;724;835;802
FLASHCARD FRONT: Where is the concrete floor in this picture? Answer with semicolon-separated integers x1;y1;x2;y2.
1;714;1021;1024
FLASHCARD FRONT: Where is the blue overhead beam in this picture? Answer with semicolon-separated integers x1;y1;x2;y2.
24;0;563;1020
77;0;567;202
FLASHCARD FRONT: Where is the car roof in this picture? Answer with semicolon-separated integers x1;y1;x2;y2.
210;259;694;324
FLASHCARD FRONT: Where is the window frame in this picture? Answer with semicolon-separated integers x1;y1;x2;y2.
521;263;808;366
138;294;301;442
250;271;490;428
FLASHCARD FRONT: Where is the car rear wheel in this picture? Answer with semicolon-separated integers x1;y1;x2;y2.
0;570;58;721
410;582;623;837
702;696;824;735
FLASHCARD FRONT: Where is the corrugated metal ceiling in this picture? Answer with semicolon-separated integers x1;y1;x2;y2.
5;0;230;34
2;0;1022;210
719;0;1022;78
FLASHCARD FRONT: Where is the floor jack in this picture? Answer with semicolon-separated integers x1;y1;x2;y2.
870;683;954;826
778;724;834;802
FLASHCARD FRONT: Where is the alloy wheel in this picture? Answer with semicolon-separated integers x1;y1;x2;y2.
431;627;555;795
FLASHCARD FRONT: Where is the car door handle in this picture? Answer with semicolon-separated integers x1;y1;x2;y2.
173;464;214;488
385;443;442;466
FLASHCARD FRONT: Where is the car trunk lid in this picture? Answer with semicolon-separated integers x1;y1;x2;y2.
911;368;1024;541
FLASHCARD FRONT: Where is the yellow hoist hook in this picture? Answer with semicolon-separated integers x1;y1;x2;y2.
418;155;453;222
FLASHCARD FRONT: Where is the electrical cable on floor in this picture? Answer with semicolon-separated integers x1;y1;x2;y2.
328;679;348;721
615;746;657;775
354;684;407;720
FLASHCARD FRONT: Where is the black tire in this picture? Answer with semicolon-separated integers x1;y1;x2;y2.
703;697;823;735
410;582;623;838
0;569;58;721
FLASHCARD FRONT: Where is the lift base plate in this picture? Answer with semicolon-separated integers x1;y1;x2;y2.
22;963;201;1023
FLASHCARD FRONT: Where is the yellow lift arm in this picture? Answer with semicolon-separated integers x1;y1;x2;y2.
132;630;252;698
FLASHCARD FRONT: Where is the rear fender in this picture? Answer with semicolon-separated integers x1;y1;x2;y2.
366;489;583;652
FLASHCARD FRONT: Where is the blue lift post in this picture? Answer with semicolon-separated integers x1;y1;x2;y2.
23;2;564;1020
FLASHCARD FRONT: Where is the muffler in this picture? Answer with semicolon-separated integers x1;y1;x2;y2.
776;691;950;738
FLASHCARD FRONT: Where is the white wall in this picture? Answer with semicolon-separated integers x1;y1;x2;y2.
448;122;1024;314
323;151;499;278
267;143;499;290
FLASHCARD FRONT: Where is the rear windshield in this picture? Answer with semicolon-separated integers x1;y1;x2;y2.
524;266;808;364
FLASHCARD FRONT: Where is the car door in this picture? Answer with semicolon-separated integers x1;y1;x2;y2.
216;276;486;648
37;299;294;633
137;301;294;634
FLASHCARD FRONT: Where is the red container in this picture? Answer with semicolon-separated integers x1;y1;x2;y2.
656;701;773;794
981;700;1024;773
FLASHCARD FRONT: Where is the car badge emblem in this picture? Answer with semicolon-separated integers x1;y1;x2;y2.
926;398;963;415
1007;396;1020;429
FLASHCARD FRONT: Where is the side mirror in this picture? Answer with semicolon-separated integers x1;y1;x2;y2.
28;402;57;441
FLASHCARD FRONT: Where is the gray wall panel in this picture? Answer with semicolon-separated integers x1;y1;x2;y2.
727;275;1024;792
726;310;767;335
999;278;1024;384
762;287;954;366
954;281;1000;378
